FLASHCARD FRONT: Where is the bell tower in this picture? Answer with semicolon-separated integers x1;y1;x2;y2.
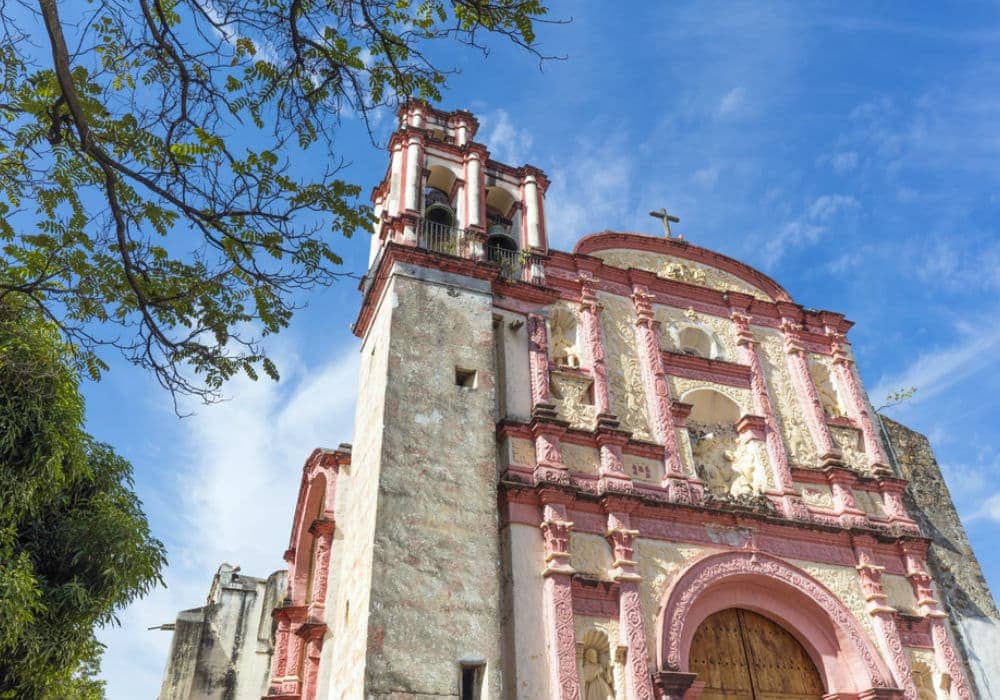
320;101;551;699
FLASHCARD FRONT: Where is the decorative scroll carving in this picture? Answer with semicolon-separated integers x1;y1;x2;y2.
661;552;891;688
595;250;772;301
755;328;817;467
552;371;598;430
827;333;891;469
619;582;655;700
528;314;552;406
930;617;973;700
792;559;878;642
831;425;867;472
546;575;582;700
562;443;601;476
599;294;652;440
799;483;835;510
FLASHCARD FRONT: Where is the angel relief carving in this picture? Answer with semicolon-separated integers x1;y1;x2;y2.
688;422;766;500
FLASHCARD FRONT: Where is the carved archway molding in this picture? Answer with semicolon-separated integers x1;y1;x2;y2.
656;551;902;698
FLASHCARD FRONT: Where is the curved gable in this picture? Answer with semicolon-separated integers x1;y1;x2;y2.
575;232;792;303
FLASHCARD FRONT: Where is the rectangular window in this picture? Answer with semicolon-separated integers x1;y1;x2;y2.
460;662;484;700
455;367;478;389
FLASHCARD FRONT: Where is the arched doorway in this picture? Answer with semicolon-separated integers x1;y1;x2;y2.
689;608;825;700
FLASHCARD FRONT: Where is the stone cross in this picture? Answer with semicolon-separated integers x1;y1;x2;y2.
649;208;680;238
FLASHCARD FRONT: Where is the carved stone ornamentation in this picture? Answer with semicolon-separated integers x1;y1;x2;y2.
594;250;773;301
599;293;653;441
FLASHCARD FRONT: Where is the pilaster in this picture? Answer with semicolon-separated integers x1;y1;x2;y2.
603;503;655;700
824;467;868;529
779;316;842;467
899;541;974;700
631;285;690;503
826;327;891;471
729;305;808;519
579;273;612;417
851;535;917;699
540;494;580;700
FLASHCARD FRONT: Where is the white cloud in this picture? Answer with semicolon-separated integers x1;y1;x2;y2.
717;87;747;117
807;194;860;221
873;321;1000;411
544;136;638;248
818;150;859;173
763;193;861;266
98;341;360;698
481;109;534;166
691;166;720;189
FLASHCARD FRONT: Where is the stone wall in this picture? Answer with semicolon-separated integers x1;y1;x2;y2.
352;262;504;698
881;415;1000;696
158;564;285;700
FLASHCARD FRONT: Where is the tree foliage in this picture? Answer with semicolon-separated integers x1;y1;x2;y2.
0;0;555;404
0;301;166;699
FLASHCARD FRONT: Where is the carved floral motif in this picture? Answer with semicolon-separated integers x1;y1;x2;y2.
755;329;817;466
662;553;890;688
551;371;599;430
830;425;867;472
599;294;652;440
595;250;772;302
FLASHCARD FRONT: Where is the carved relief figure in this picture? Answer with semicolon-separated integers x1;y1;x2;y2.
726;439;766;498
689;423;739;497
577;631;615;700
809;358;845;418
549;305;582;369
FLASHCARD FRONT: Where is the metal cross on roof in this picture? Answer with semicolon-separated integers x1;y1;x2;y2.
649;208;680;238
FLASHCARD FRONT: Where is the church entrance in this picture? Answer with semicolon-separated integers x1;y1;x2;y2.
688;608;825;700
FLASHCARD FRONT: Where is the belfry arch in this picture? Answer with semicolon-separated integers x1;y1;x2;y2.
655;551;900;699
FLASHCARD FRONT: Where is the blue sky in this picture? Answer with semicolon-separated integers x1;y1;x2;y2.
86;3;1000;695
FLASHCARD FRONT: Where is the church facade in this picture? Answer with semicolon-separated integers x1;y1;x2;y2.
158;103;999;700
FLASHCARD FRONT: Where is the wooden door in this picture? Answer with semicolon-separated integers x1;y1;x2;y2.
689;609;824;700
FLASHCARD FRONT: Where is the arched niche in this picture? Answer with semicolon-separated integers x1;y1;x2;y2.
678;326;713;359
656;551;898;697
424;165;459;228
548;305;581;369
808;359;846;419
682;389;761;498
290;472;327;604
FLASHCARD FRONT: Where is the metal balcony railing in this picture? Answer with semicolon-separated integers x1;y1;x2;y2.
413;217;543;284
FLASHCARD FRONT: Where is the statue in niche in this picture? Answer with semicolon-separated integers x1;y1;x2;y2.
690;424;738;497
690;423;766;500
581;647;614;700
549;308;581;368
726;439;766;498
810;361;845;418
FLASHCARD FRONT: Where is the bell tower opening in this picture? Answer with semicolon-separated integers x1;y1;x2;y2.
689;608;825;700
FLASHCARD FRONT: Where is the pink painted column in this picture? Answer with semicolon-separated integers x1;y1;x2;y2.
900;542;974;700
779;317;842;467
826;326;891;471
579;274;612;417
527;313;553;407
604;505;655;700
851;535;917;699
540;495;580;700
825;468;868;528
878;476;920;533
526;314;571;484
630;285;690;503
729;308;808;519
298;623;327;700
266;606;307;697
308;519;336;612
